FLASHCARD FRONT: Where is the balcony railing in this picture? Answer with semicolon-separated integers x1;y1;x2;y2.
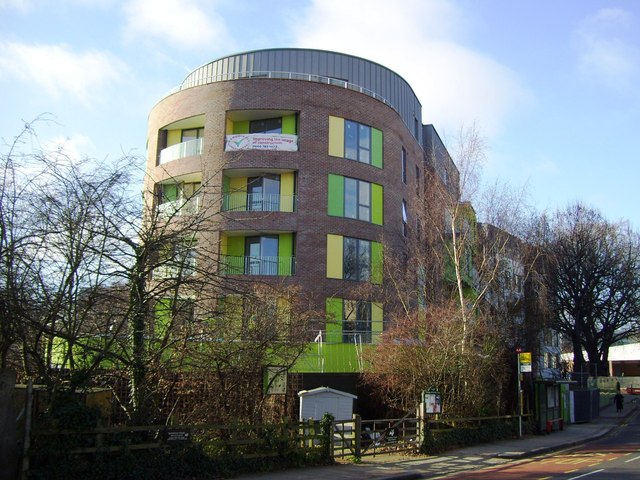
220;255;295;276
159;138;203;165
224;133;298;152
158;196;201;217
313;328;380;345
154;260;197;279
222;193;296;212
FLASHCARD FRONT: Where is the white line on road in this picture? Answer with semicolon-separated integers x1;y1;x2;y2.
624;455;640;463
568;469;605;480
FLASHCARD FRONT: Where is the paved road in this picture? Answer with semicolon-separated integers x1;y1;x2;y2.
235;397;638;480
437;407;640;479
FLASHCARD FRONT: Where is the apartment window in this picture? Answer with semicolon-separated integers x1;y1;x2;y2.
157;182;201;216
401;148;407;184
247;175;281;211
328;174;382;225
245;235;279;275
343;237;371;281
402;200;408;237
250;117;282;134
344;120;371;163
155;239;197;278
343;300;372;344
344;177;371;221
181;128;204;142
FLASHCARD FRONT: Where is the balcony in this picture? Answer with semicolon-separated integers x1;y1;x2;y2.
154;259;197;279
159;138;203;165
158;196;201;217
224;133;298;152
222;193;296;212
220;255;295;276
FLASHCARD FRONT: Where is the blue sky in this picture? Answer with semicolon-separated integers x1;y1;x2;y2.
1;0;639;228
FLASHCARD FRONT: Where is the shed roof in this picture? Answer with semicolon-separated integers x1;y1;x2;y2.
297;386;358;399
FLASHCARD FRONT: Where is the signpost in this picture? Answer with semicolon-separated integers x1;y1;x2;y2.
515;349;531;438
422;390;442;414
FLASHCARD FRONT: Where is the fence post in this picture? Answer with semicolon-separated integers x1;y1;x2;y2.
20;379;33;480
416;403;424;448
353;414;361;458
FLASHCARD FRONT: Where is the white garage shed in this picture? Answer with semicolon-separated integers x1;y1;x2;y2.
298;387;357;421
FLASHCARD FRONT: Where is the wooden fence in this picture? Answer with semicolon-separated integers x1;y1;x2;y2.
27;419;331;472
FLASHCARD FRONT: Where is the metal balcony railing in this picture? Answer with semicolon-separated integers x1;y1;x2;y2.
222;193;296;212
158;196;201;217
220;255;295;276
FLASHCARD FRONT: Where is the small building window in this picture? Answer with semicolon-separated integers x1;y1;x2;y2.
250;117;282;134
401;148;407;184
402;200;408;237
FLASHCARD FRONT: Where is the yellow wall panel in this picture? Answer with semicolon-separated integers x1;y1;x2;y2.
280;172;295;212
328;116;344;157
372;302;383;344
326;234;343;279
167;129;181;147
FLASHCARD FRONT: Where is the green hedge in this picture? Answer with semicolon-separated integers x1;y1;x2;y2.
421;419;526;455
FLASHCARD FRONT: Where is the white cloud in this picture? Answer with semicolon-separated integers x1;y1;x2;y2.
291;0;532;137
43;134;97;162
122;0;232;50
0;0;31;11
0;41;127;105
575;8;640;92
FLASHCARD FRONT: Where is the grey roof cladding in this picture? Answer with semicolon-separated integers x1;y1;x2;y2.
177;48;423;144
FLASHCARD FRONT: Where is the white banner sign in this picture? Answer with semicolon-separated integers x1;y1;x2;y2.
225;134;298;151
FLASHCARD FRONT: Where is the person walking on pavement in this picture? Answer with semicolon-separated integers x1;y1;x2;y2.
614;391;624;413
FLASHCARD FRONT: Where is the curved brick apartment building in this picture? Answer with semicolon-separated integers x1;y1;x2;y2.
146;48;456;404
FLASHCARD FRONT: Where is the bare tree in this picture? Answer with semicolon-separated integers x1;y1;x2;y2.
539;203;640;376
365;124;537;415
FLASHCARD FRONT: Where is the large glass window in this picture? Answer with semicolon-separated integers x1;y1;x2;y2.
343;237;371;281
344;177;371;221
181;128;204;142
250;117;282;134
245;236;279;275
402;200;408;237
401;147;407;184
344;120;371;164
343;300;372;343
247;175;281;211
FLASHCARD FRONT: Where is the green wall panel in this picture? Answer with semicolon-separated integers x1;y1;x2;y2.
282;114;297;134
325;297;343;343
371;241;383;284
278;233;294;275
371;128;383;168
327;174;344;217
371;183;383;225
233;120;250;134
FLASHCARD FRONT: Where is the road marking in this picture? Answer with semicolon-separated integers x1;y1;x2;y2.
565;469;578;473
624;455;640;463
567;469;605;480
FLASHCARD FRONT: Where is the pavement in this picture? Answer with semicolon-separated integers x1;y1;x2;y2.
235;394;639;480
